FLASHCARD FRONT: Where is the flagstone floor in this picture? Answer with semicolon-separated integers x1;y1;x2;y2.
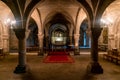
0;51;120;80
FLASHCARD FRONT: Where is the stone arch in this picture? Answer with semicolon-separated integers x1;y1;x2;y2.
0;1;16;53
113;17;120;49
25;0;44;29
0;21;4;48
2;0;43;29
30;8;42;35
75;8;87;35
44;11;70;49
100;0;120;51
47;23;69;51
79;18;91;48
77;0;114;30
95;0;115;23
43;10;74;38
26;17;39;47
76;0;93;30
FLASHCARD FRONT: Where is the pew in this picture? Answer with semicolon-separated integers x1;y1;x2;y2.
26;47;39;52
103;49;120;65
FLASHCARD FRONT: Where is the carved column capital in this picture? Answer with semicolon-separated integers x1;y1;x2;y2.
91;27;102;39
38;32;44;39
38;32;44;56
14;28;26;40
74;34;80;55
74;34;80;40
108;34;114;40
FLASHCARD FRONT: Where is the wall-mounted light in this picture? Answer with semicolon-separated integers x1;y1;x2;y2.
6;18;10;23
11;20;16;25
4;18;11;25
4;18;16;29
101;17;113;27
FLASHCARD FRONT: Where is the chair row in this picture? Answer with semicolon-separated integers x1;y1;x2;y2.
103;49;120;65
26;47;39;52
0;48;5;59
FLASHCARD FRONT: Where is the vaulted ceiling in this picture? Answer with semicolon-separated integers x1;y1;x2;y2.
0;0;120;28
102;0;120;23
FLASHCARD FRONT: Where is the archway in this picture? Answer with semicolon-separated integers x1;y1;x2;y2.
0;1;16;53
26;18;39;52
43;12;71;52
100;0;120;51
79;19;91;48
49;23;69;51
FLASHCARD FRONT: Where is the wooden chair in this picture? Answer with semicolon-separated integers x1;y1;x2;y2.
0;48;5;59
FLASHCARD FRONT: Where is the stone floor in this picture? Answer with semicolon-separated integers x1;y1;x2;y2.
0;51;120;80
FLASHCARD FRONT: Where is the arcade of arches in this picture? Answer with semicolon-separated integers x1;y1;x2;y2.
0;0;120;74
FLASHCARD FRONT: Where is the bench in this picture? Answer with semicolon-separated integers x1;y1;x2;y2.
26;47;39;52
116;55;120;64
103;49;120;65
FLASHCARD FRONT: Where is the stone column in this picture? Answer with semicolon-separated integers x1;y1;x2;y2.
38;33;44;56
87;26;103;74
45;36;49;52
108;34;114;50
14;29;26;73
74;34;80;55
68;36;73;49
69;36;73;45
2;34;9;53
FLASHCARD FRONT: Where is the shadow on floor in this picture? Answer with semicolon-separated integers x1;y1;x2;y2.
20;66;96;80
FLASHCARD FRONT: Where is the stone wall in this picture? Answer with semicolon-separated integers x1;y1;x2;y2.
9;29;18;50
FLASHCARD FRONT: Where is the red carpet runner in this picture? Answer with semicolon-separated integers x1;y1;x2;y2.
43;51;74;63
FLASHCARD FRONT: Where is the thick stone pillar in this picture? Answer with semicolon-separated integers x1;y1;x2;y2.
14;29;26;73
87;27;103;74
38;33;44;56
74;34;80;55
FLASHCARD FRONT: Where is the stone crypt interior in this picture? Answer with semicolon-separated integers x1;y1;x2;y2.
0;0;120;80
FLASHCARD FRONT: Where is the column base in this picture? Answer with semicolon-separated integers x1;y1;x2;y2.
87;62;103;74
74;48;80;55
38;51;44;56
14;65;26;74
